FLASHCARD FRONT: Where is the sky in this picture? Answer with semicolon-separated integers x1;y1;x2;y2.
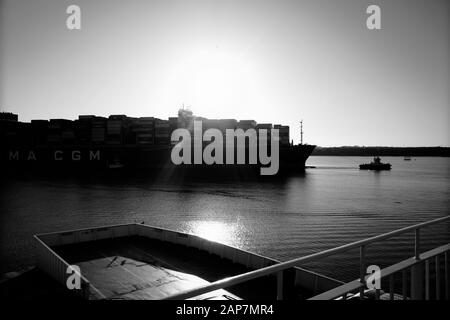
0;0;449;147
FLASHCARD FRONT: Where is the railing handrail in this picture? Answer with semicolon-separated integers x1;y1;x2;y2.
309;243;450;300
164;215;450;300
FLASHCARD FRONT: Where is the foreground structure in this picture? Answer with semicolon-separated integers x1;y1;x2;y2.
7;216;445;300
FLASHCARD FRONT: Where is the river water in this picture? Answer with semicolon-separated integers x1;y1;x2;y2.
1;156;449;281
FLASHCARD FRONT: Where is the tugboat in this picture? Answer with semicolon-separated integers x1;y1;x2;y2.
359;156;391;170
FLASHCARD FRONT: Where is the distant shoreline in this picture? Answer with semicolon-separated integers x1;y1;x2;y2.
312;146;450;157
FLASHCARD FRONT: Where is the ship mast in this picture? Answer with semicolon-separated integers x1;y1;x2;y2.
300;120;303;145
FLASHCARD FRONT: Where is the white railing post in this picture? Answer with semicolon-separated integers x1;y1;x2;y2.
411;228;424;299
425;259;430;300
402;269;407;300
445;252;449;300
389;275;394;300
415;229;420;259
277;271;284;300
359;245;366;299
436;255;441;300
410;263;424;300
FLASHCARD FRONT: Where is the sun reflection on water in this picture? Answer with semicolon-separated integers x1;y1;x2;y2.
189;220;242;244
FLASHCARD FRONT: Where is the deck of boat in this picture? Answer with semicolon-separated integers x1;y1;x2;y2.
52;236;295;300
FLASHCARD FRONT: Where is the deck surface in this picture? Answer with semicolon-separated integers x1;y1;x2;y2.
1;236;322;300
53;236;254;300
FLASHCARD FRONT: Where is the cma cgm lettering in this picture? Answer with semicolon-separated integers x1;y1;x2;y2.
6;150;101;161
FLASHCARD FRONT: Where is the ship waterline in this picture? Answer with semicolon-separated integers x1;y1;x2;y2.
1;144;316;174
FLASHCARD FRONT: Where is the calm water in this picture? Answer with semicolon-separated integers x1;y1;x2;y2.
1;156;449;281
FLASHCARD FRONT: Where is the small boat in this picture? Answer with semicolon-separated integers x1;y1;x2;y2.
404;156;411;161
359;157;391;170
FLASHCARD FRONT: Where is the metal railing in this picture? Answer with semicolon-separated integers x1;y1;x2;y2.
163;215;450;300
310;243;449;300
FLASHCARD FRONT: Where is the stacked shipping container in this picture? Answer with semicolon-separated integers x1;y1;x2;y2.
154;119;170;145
135;117;155;145
0;112;291;148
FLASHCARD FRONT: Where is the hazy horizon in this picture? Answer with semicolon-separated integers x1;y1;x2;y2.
1;110;449;148
1;0;449;147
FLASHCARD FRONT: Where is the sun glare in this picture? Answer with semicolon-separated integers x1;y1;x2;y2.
166;46;261;118
190;220;239;244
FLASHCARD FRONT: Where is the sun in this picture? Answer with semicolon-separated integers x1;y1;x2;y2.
164;45;261;118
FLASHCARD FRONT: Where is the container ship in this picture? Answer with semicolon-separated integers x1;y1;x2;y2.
0;110;315;176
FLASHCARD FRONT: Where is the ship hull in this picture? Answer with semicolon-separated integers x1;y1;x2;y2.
1;144;316;176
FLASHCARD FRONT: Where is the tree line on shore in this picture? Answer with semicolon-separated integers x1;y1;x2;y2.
312;146;450;157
